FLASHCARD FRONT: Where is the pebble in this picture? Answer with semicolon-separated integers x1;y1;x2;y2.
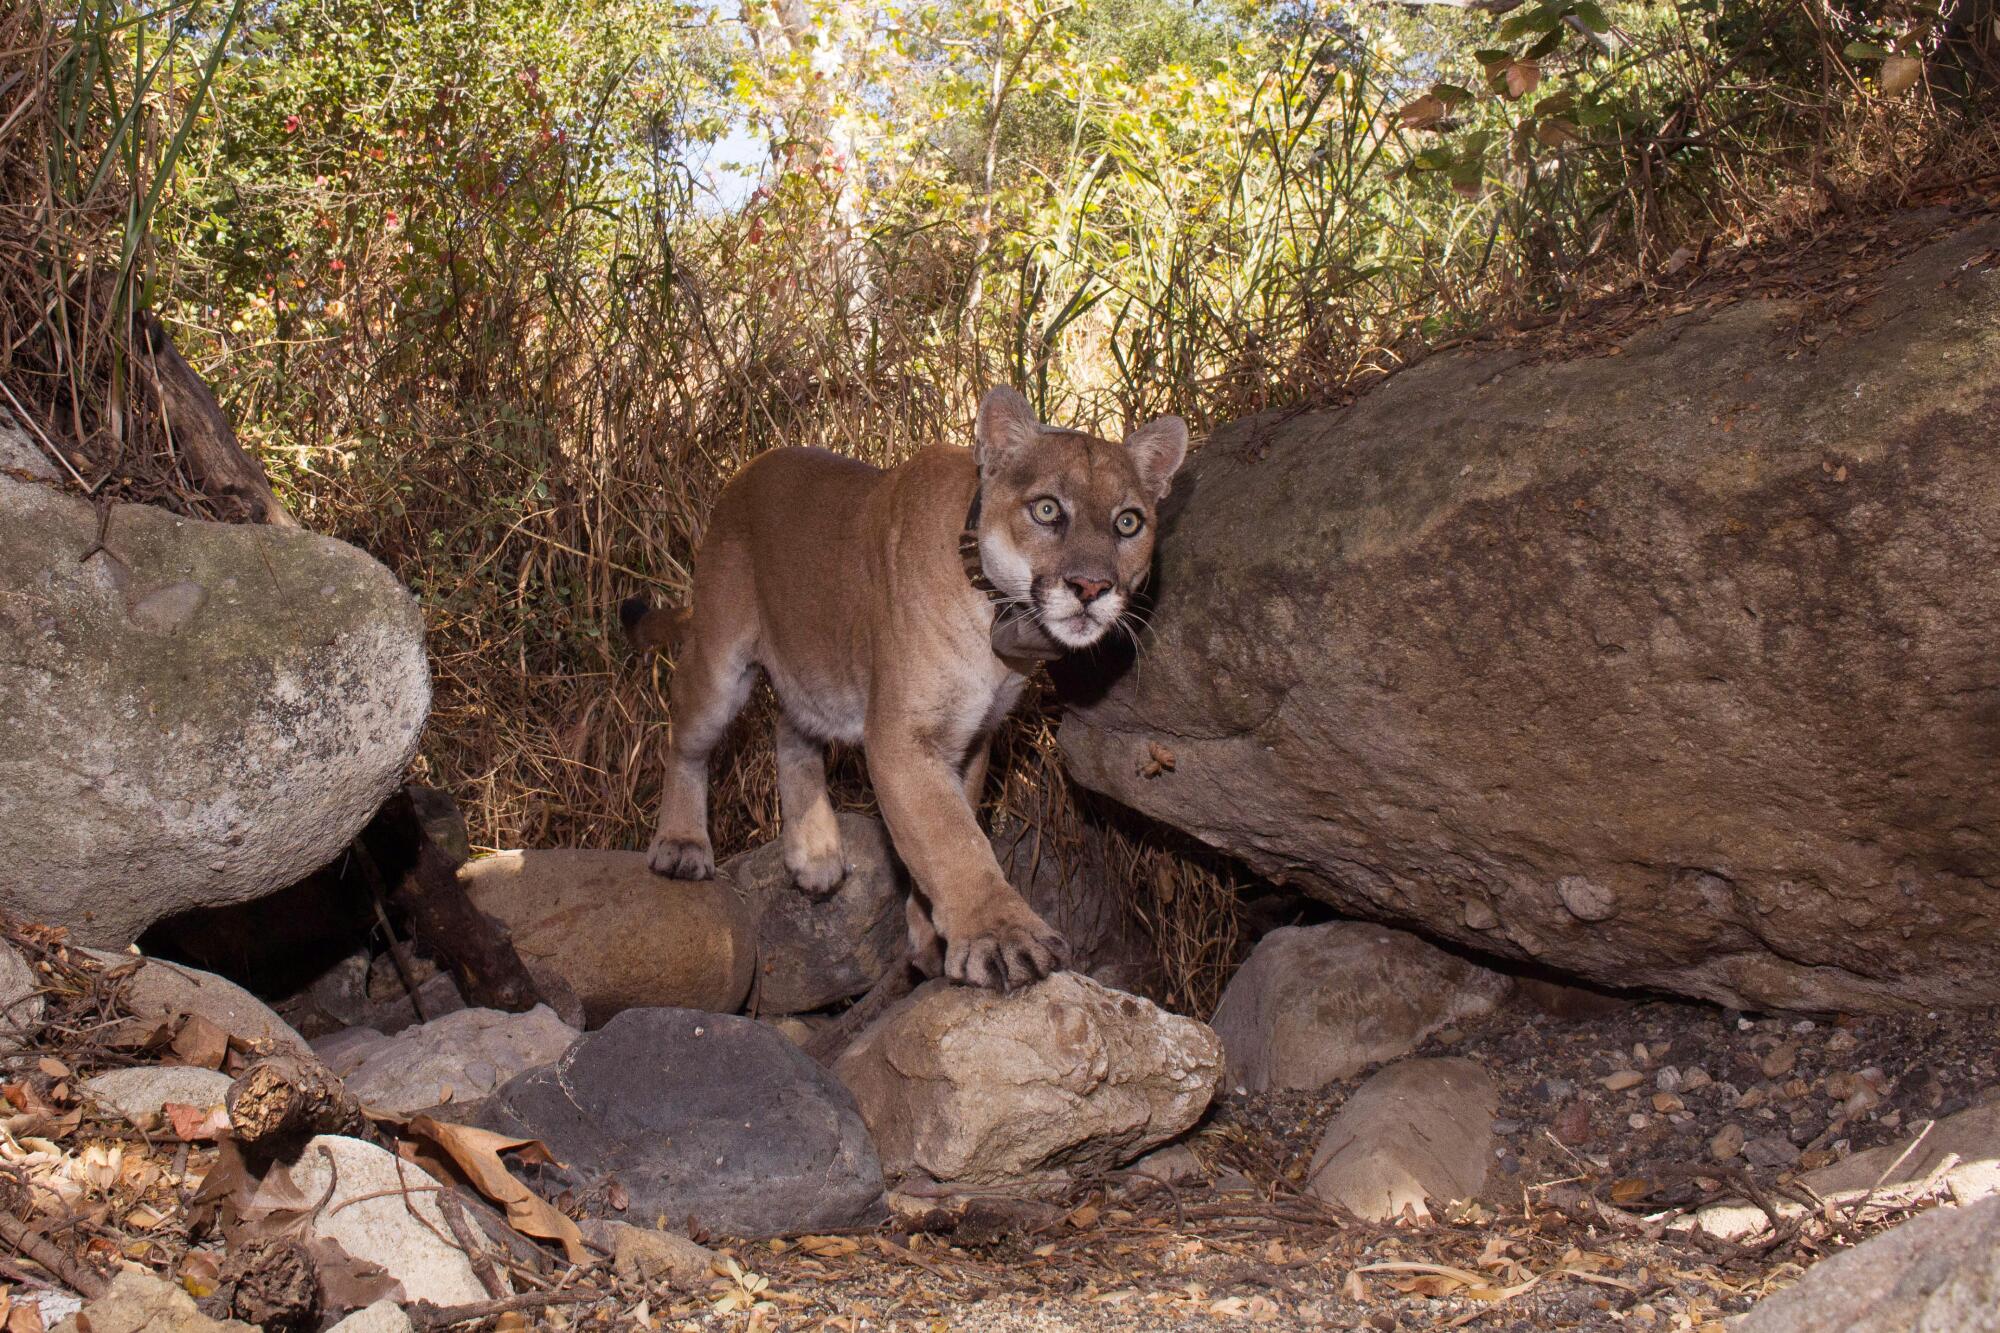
1491;1118;1523;1135
1655;1067;1683;1092
1710;1123;1746;1160
1628;1113;1650;1130
1742;1133;1801;1168
1652;1091;1685;1114
1539;1078;1577;1100
1761;1043;1798;1078
1681;1067;1713;1091
1603;1070;1644;1092
1825;1030;1858;1053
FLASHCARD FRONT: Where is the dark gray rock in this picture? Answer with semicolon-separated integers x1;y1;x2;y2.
1058;218;2000;1013
478;1008;883;1236
727;814;906;1015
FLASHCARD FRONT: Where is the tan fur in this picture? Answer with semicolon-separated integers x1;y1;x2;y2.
629;388;1187;989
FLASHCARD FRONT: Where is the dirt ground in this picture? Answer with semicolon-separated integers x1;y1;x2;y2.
625;992;1999;1332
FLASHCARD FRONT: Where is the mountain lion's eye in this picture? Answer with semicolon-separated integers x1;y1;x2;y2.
1029;498;1063;525
1115;510;1145;537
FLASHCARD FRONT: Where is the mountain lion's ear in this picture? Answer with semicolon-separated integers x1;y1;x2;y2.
1125;415;1188;500
975;386;1042;473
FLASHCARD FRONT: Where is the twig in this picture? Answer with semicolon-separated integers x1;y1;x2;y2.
408;1290;599;1329
0;1207;108;1300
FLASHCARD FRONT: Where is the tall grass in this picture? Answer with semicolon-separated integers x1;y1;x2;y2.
6;0;1994;1011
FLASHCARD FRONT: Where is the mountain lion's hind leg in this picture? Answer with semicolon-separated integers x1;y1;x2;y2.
647;574;756;880
776;713;845;898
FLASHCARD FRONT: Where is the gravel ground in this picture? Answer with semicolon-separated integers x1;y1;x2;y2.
644;991;2000;1332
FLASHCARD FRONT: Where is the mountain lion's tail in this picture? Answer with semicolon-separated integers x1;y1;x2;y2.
619;596;690;655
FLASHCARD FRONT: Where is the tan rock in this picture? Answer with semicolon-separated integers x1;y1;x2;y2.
609;1223;717;1288
835;974;1221;1185
1209;923;1511;1094
84;949;309;1055
52;1270;255;1333
1693;1100;2000;1241
1306;1057;1497;1222
460;850;753;1025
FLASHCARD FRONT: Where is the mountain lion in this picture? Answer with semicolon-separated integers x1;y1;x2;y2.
622;387;1187;989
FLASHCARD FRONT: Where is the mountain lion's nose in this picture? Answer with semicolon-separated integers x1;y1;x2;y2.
1066;576;1112;605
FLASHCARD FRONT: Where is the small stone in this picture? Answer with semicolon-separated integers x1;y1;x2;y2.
1743;1134;1802;1169
328;1303;415;1333
1491;1118;1523;1135
1681;1067;1713;1091
1710;1123;1747;1160
1628;1113;1650;1130
1602;1070;1644;1092
1739;1084;1770;1110
1655;1066;1683;1093
50;1270;254;1333
605;1222;716;1288
1781;1078;1810;1101
1652;1091;1685;1114
1825;1029;1858;1053
1540;1077;1577;1101
1761;1043;1798;1078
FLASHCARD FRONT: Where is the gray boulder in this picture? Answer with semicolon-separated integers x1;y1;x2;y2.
1210;923;1512;1093
1058;219;2000;1013
834;973;1221;1186
478;1007;883;1235
459;851;753;1026
0;940;43;1056
333;1004;579;1115
0;476;427;946
1733;1194;2000;1332
1306;1057;1497;1221
729;813;907;1014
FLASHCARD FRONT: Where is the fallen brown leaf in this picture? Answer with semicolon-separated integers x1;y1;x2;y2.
405;1116;587;1263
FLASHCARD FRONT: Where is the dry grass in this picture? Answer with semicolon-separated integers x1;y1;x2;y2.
5;0;1996;1014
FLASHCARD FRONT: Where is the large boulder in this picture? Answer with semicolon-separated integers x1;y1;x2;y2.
1733;1193;2000;1332
834;973;1222;1186
0;476;427;946
478;1008;884;1235
1059;218;2000;1013
459;851;753;1026
1210;923;1512;1093
1305;1057;1497;1222
727;813;907;1014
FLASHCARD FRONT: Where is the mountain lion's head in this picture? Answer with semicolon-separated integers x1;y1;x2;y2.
971;387;1188;651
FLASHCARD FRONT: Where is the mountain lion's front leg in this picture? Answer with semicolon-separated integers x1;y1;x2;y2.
866;720;1067;990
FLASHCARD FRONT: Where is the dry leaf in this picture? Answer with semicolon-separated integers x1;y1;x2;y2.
1880;55;1923;95
404;1115;587;1263
1503;59;1541;98
1398;94;1447;129
4;1301;43;1333
164;1101;231;1142
171;1015;231;1070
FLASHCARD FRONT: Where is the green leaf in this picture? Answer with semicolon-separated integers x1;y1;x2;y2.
1572;1;1611;33
1844;41;1890;60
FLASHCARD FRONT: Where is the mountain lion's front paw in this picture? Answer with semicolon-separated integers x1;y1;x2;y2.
944;901;1069;991
647;834;715;880
786;851;847;900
